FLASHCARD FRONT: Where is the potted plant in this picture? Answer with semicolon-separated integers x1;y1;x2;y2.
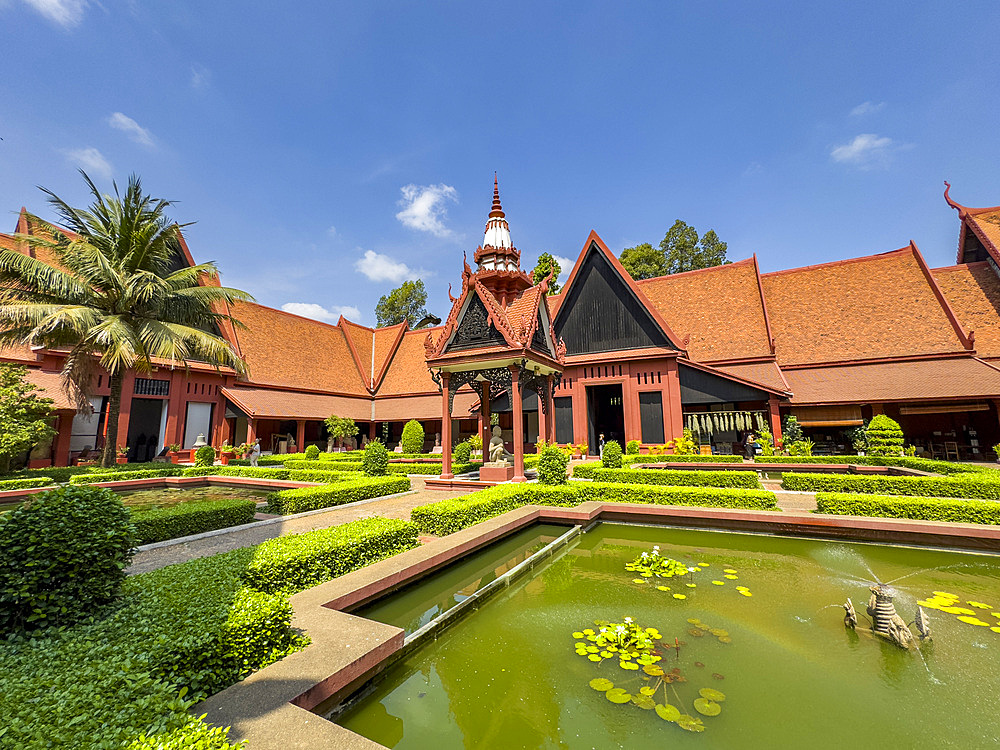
168;443;182;464
116;445;128;464
994;443;1000;464
574;442;588;459
219;444;236;465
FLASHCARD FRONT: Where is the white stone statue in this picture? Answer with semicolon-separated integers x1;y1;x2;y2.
488;425;511;464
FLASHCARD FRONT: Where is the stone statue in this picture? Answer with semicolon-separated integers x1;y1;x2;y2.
843;597;857;629
489;425;510;464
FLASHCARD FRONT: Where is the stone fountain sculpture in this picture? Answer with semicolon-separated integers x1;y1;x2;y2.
842;584;929;649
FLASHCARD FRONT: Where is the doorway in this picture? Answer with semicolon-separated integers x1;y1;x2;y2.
126;398;166;462
587;383;625;453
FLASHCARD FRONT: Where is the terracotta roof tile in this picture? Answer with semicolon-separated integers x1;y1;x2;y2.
378;329;439;395
637;259;772;362
340;319;375;388
222;386;370;421
711;361;789;392
783;357;1000;404
967;210;1000;257
372;324;406;386
761;248;966;366
933;262;1000;358
21;368;76;411
374;390;478;421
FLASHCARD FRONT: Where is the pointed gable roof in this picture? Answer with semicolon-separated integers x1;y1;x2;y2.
553;231;684;356
944;182;1000;265
933;261;1000;359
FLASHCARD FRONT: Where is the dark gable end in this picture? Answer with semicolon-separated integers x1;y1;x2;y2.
678;362;774;404
444;293;507;352
554;241;677;354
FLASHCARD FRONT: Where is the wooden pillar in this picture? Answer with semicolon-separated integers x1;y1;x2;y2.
115;371;136;452
247;418;257;445
53;412;74;467
572;372;588;450
546;374;556;443
768;396;783;447
296;420;306;452
871;403;885;416
663;357;683;442
510;365;526;481
441;372;454;479
481;380;491;456
369;421;376;440
164;369;185;447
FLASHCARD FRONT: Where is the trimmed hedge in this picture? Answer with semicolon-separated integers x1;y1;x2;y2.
227;455;287;467
0;514;424;749
243;517;419;594
411;482;778;535
266;475;411;515
70;467;184;484
583;467;762;489
181;466;292;480
601;440;623;468
757;455;991;475
781;472;1000;500
814;492;1000;525
635;454;744;464
0;476;55;491
132;499;258;545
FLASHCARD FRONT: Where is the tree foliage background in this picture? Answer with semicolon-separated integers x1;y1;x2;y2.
375;279;430;328
530;252;562;294
619;220;730;280
0;364;56;474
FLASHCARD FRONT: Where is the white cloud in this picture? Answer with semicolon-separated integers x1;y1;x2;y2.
63;147;112;178
22;0;87;27
395;183;458;237
107;112;154;147
553;255;573;272
281;302;361;324
354;249;428;283
830;134;893;168
850;101;886;117
190;64;210;89
327;225;337;238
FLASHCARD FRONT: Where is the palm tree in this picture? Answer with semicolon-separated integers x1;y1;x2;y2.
0;171;252;468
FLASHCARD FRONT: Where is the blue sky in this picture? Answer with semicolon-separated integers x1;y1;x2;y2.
2;1;998;325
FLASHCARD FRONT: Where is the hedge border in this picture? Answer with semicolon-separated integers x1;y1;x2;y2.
582;466;762;489
132;499;258;545
814;492;1000;525
781;472;1000;500
266;475;411;515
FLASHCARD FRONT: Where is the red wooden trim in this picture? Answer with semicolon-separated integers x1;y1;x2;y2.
371;323;408;392
337;317;372;392
760;247;911;278
752;254;777;355
910;241;974;350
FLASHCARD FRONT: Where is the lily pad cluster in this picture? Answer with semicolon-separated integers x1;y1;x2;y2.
686;617;732;644
625;546;693;580
917;591;1000;633
573;618;663;671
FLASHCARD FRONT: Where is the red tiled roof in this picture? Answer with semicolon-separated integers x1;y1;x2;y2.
374;389;479;421
637;259;772;362
761;247;967;366
933;262;1000;359
378;329;441;395
969;211;1000;257
22;368;77;411
711;361;790;392
340;319;375;388
222;386;370;421
783;357;1000;404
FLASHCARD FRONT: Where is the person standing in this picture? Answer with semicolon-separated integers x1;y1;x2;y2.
249;438;261;467
599;433;606;458
743;432;756;461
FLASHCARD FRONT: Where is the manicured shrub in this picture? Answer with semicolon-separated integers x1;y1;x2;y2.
781;472;1000;500
194;445;216;467
182;466;292;480
401;419;425;454
304;444;321;460
758;455;988;475
643;454;743;464
70;467;185;483
266;475;410;515
626;439;641;455
601;440;623;468
227;455;287;467
0;485;135;632
865;414;904;457
243;517;420;594
537;444;569;485
453;441;472;463
132;499;258;545
587;467;762;489
411;482;779;535
127;717;247;749
287;468;355;483
0;476;55;491
782;415;803;444
814;492;1000;525
362;439;389;476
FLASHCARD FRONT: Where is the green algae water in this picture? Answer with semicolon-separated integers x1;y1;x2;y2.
337;523;1000;748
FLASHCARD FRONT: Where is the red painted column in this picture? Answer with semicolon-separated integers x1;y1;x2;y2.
571;371;588;449
768;396;783;447
622;366;641;444
546;374;556;443
115;371;136;452
164;369;185;447
440;373;454;479
296;420;306;451
369;421;376;440
247;418;257;445
53;411;74;466
481;380;491;457
663;357;683;442
510;365;526;481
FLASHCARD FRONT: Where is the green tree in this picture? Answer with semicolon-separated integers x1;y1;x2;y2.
661;220;730;275
324;415;359;448
0;172;251;468
375;279;430;328
0;364;56;474
400;419;425;454
619;242;668;280
531;252;562;294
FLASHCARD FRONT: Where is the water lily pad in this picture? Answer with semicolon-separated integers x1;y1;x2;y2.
700;687;726;701
916;600;940;609
600;651;612;658
673;593;687;600
694;698;722;716
718;635;732;643
712;580;725;585
655;703;681;722
940;606;974;615
957;616;990;626
639;686;657;696
739;590;753;597
724;574;739;580
606;688;632;704
932;591;958;599
686;583;698;588
698;562;710;567
641;571;654;577
724;568;738;573
632;578;647;584
688;628;705;637
572;631;584;638
990;626;1000;634
712;672;725;680
710;628;729;637
968;601;993;609
588;654;601;661
677;714;706;732
586;645;599;653
687;618;702;624
643;664;664;676
632;694;656;709
694;661;705;667
583;629;595;635
620;661;639;670
656;585;671;591
589;678;614;691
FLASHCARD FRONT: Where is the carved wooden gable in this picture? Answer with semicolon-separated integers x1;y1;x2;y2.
531;309;553;355
446;293;507;352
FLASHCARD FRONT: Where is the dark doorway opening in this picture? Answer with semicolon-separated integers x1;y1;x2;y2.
126;398;165;463
587;384;624;453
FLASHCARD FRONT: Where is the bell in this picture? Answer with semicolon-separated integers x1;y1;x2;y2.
193;433;208;447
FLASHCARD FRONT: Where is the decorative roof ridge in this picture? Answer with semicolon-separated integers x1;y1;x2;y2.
337;316;373;392
372;321;409;393
224;382;371;399
908;241;975;351
760;247;912;278
779;351;975;371
944;181;1000;217
239;300;347;332
702;355;779;366
752;254;776;355
931;260;992;273
635;256;755;284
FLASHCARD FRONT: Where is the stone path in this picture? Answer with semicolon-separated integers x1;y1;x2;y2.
127;478;473;575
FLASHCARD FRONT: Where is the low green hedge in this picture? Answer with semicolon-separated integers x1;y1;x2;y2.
181;466;292;480
0;514;423;749
227;455;288;467
286;458;479;475
781;472;1000;500
266;475;411;515
582;467;762;489
635;454;744;464
0;476;55;491
814;492;1000;525
132;499;259;545
411;482;778;535
243;517;419;594
69;467;184;484
760;455;992;475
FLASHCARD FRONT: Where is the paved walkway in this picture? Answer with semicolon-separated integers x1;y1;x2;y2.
128;478;473;575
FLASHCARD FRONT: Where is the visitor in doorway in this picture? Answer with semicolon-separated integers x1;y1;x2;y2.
599;433;606;458
743;432;756;461
249;438;261;467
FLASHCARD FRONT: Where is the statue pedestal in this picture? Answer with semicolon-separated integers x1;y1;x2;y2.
479;462;515;482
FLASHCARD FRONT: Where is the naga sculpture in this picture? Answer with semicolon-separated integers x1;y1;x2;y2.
843;584;930;650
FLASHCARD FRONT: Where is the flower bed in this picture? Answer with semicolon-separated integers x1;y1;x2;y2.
814;492;1000;525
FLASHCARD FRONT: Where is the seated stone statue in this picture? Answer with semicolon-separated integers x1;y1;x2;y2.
488;425;511;464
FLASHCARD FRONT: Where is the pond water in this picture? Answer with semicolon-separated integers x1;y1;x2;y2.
117;486;270;512
337;523;1000;749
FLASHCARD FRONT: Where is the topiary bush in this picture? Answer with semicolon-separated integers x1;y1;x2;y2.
453;441;472;463
537;444;569;485
0;485;135;632
194;445;216;467
601;440;623;468
401;419;425;453
304;444;320;460
865;414;904;457
626;440;641;455
362;439;389;476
